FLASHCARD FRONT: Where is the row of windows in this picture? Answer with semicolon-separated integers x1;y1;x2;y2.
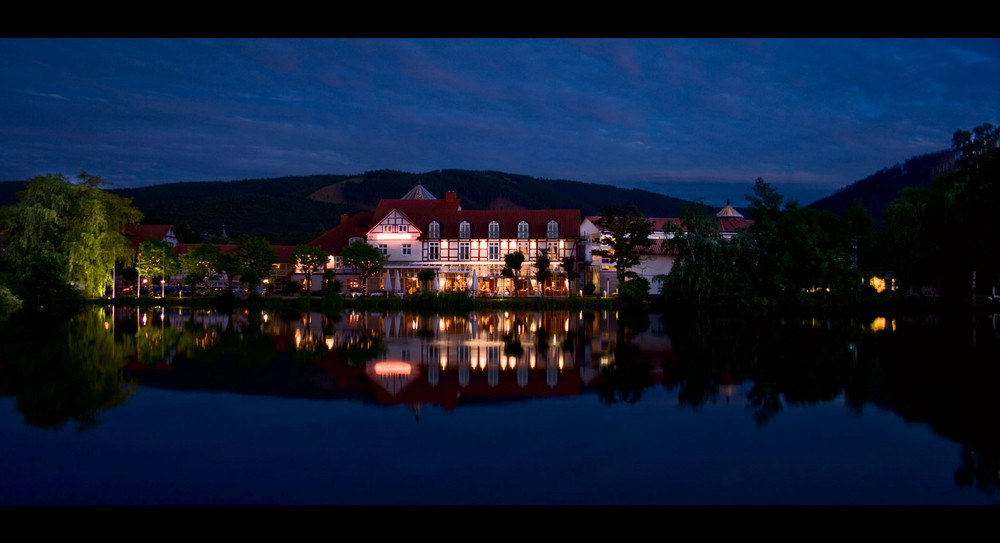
426;241;559;261
428;220;560;240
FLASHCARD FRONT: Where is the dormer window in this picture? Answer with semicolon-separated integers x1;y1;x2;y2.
429;221;440;239
547;220;559;239
488;221;500;239
517;221;529;239
459;221;471;239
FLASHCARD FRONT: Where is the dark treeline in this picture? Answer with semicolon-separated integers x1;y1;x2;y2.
659;122;1000;309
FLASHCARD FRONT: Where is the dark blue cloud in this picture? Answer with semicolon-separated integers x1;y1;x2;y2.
2;38;999;206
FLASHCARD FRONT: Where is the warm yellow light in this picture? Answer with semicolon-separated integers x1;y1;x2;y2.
374;362;412;376
871;317;887;332
869;276;887;293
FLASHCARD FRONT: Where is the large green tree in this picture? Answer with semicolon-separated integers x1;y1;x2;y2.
746;179;861;304
591;205;654;292
341;240;384;296
0;172;142;306
883;122;1000;298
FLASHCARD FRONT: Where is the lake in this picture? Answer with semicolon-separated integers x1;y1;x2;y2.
1;305;998;504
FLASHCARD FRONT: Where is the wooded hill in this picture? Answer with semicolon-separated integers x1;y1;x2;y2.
58;170;704;245
0;152;962;244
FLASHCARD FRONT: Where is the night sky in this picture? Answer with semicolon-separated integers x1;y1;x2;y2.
3;38;999;206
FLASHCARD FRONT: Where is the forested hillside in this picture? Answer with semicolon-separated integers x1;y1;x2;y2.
808;150;957;226
1;152;962;246
109;170;704;244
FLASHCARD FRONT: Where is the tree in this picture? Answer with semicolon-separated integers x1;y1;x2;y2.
560;256;580;296
501;251;525;296
534;251;552;297
341;240;384;296
882;122;1000;298
591;205;654;292
417;268;436;293
137;239;180;297
662;204;758;307
323;269;340;293
234;236;276;289
744;179;860;304
0;172;142;306
179;243;222;292
289;244;329;293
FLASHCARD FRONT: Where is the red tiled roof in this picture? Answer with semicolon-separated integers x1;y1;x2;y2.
123;224;174;247
587;215;753;235
718;217;755;233
309;211;373;254
271;245;296;263
373;198;580;239
173;242;295;262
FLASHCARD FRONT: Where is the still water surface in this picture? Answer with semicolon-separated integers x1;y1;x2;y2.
1;306;998;504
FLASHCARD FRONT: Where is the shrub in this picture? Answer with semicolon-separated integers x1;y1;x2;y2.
281;282;302;296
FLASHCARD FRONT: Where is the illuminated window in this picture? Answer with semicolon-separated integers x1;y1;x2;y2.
429;221;440;239
517;221;529;239
488;221;500;239
459;221;471;239
547;220;559;238
384;224;395;232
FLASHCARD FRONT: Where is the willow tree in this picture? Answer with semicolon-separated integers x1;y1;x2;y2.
0;172;142;305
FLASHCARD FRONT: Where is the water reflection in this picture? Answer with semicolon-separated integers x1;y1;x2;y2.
0;307;136;431
2;305;999;496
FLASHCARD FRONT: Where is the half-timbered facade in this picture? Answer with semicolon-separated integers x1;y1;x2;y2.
362;187;581;296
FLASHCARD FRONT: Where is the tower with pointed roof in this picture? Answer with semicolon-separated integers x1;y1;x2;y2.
400;182;436;200
716;200;744;218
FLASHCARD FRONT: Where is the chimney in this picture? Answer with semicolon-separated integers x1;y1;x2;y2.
445;191;457;202
340;213;349;225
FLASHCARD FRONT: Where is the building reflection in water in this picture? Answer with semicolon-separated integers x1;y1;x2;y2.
120;308;674;412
